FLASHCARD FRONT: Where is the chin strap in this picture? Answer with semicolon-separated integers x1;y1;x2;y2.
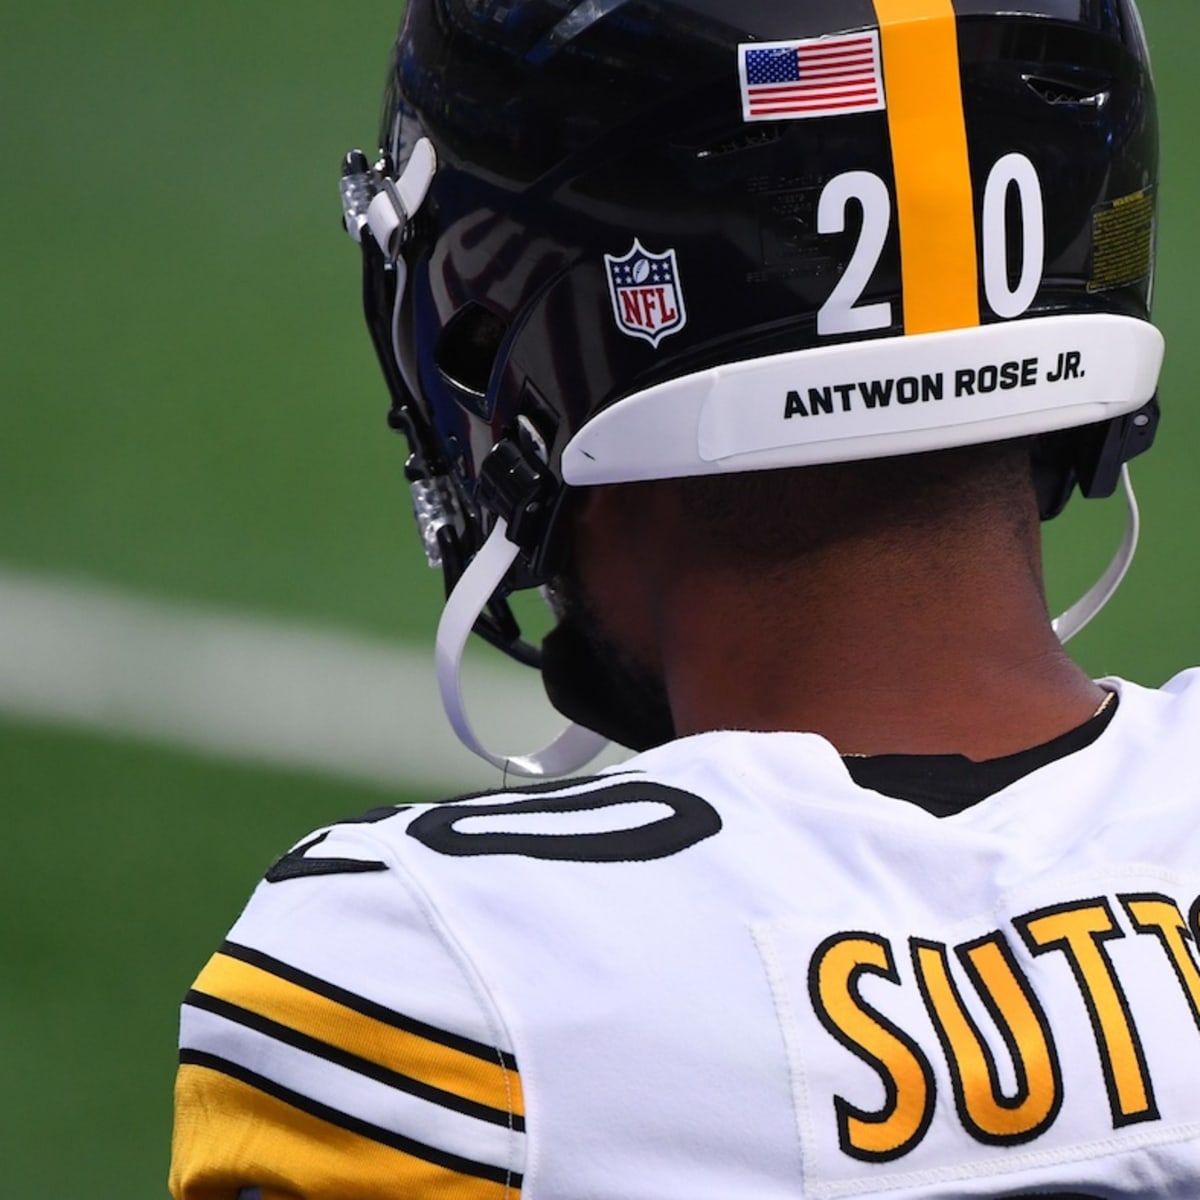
1052;464;1140;643
436;517;610;777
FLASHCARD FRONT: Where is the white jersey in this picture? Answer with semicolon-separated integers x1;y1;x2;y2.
171;673;1200;1199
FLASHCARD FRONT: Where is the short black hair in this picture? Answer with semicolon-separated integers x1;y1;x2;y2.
668;439;1036;566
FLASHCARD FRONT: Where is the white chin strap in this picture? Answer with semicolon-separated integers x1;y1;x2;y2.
435;518;610;778
1052;464;1140;643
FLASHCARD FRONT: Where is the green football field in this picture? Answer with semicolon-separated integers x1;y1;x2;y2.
3;3;1198;1195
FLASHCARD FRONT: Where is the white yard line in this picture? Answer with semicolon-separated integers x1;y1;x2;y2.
0;570;612;792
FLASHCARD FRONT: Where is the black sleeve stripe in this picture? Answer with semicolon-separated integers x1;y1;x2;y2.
184;989;524;1132
220;941;517;1070
178;1048;523;1189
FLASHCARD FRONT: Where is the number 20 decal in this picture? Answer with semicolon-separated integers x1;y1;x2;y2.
816;153;1046;336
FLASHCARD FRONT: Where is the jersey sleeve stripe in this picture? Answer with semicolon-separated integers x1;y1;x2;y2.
201;945;523;1115
184;987;524;1131
178;1050;520;1185
172;1057;522;1200
179;1005;522;1172
220;939;518;1067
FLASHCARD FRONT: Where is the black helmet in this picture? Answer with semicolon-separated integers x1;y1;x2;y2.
342;0;1163;774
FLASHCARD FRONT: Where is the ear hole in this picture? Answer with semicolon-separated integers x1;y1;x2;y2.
1023;73;1110;108
690;124;783;159
436;303;509;397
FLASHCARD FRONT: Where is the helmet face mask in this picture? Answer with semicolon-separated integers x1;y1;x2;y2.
343;0;1164;772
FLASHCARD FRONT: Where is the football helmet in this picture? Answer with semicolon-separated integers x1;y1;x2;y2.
341;0;1163;775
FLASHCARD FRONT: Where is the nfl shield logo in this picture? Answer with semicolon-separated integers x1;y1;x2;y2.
604;239;688;348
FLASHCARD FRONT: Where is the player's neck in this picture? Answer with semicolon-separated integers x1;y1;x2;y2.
659;527;1106;761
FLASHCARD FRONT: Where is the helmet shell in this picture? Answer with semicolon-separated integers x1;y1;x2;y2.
380;0;1157;495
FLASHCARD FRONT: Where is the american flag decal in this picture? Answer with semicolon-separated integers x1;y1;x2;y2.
738;31;885;122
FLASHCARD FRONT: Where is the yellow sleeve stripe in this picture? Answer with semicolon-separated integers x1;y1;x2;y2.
171;1058;521;1200
191;943;523;1119
184;988;523;1130
872;0;980;335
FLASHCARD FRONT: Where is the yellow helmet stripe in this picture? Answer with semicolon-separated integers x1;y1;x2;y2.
872;0;980;334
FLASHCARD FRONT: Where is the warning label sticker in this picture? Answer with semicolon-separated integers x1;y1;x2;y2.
1089;187;1155;293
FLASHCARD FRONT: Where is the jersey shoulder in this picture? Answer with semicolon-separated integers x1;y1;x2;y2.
171;796;529;1200
171;757;745;1197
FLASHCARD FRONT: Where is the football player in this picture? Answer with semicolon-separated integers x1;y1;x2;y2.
172;1;1200;1197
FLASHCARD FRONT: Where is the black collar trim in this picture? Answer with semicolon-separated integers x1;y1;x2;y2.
841;694;1119;817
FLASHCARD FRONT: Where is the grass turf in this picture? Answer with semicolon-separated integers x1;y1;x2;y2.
1;3;1197;1197
2;718;412;1197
